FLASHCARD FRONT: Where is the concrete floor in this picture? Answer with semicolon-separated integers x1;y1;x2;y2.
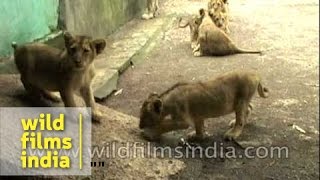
103;0;319;179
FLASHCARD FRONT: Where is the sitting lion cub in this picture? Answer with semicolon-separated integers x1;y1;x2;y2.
139;71;269;141
142;0;159;20
208;0;229;14
12;32;106;122
208;0;230;33
210;9;230;34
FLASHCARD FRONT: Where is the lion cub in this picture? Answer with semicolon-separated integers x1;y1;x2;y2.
142;0;159;20
139;71;269;141
208;0;229;14
211;9;230;34
208;0;230;33
12;32;106;122
178;15;202;49
193;9;261;56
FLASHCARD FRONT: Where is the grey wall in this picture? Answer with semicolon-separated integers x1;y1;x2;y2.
59;0;146;38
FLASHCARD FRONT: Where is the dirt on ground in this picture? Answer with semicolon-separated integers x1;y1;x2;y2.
0;75;186;180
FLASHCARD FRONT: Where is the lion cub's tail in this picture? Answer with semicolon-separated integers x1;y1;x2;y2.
178;17;189;28
236;48;262;55
257;82;269;98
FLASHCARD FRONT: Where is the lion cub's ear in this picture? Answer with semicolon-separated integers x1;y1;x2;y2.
208;9;214;18
194;17;202;25
152;99;163;114
223;0;228;4
148;92;159;98
92;39;106;54
63;31;74;47
199;8;205;17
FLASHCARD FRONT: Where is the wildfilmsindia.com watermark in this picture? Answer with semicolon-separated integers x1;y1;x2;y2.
25;141;290;160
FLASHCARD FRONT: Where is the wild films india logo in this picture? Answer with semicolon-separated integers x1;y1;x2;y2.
0;108;91;176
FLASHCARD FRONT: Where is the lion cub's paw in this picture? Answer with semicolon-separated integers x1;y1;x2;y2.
154;11;160;17
228;119;236;127
92;110;103;123
191;43;197;50
42;92;61;102
142;13;154;20
49;95;61;103
224;128;242;141
193;51;202;57
187;131;210;142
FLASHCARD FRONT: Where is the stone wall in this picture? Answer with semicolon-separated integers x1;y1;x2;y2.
0;0;146;57
59;0;146;38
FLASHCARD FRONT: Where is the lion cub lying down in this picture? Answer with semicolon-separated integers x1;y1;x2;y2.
139;71;269;141
12;32;106;122
193;9;261;56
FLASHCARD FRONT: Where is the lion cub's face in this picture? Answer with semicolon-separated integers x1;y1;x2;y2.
208;0;228;12
64;32;106;70
189;15;203;42
139;93;163;129
178;15;202;45
211;11;227;29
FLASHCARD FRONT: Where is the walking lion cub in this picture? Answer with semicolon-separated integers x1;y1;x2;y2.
139;71;269;141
